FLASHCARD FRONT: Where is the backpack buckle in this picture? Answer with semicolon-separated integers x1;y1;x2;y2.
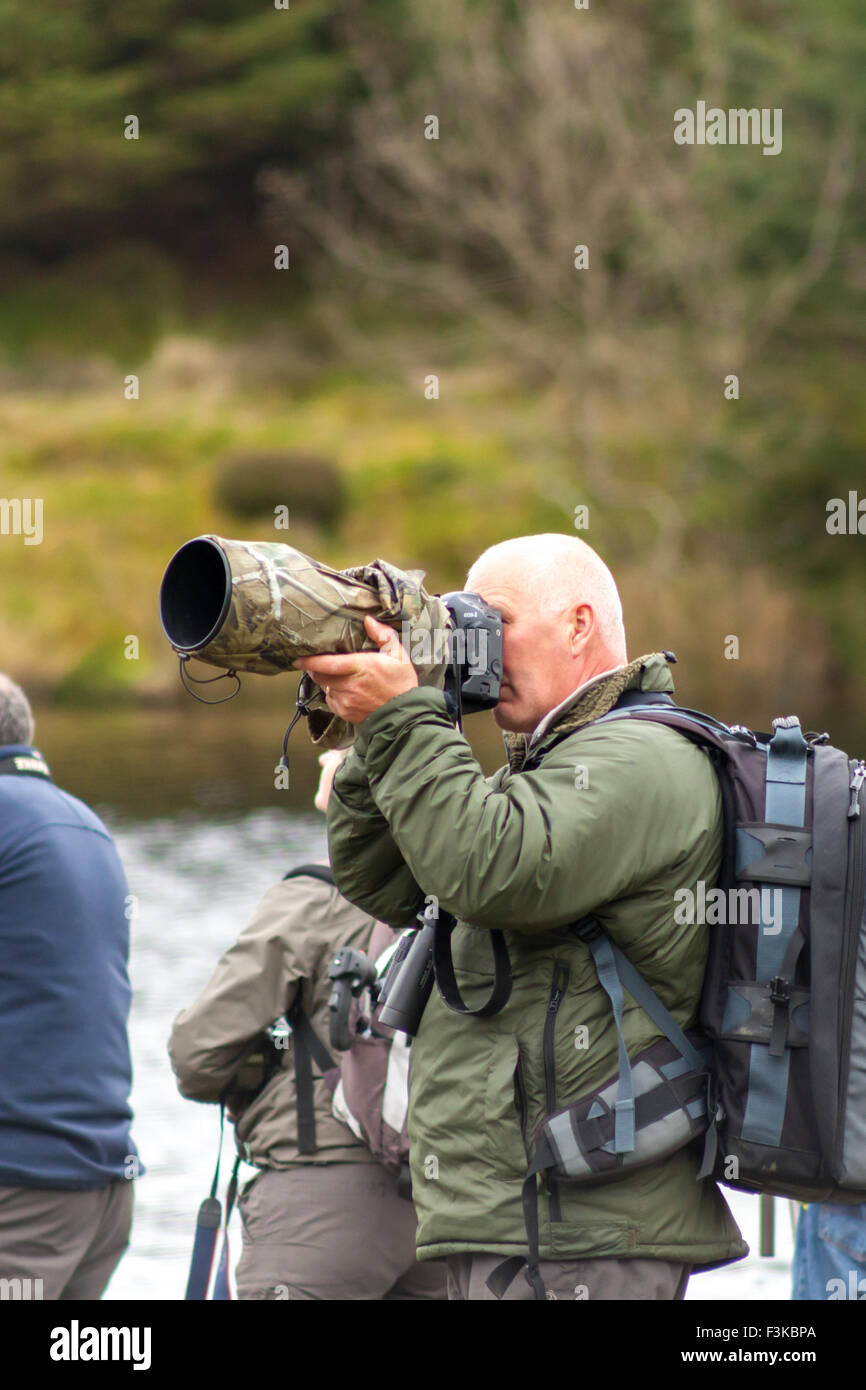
572;915;603;943
769;976;790;1007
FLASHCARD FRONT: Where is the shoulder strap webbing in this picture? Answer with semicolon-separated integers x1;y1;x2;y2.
742;718;808;1147
281;862;338;1152
523;690;679;767
494;912;718;1304
286;993;338;1155
612;690;677;710
572;917;711;1158
487;695;723;1304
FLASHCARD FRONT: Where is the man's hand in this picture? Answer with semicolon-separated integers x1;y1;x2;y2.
293;614;418;724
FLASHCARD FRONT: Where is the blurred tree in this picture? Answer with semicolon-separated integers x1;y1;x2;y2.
264;0;863;389
262;0;864;666
0;0;356;261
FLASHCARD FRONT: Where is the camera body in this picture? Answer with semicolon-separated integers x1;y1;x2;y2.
439;591;503;718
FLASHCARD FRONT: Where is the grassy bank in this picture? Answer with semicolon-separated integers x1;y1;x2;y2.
0;331;861;750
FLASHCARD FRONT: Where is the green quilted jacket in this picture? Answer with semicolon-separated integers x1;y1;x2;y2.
326;653;748;1270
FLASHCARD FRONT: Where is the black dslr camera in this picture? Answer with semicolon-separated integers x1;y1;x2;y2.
439;591;503;727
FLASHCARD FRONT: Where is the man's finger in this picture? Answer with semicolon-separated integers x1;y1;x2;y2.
293;653;365;676
364;614;406;660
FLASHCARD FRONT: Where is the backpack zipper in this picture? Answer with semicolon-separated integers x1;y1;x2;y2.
835;762;866;1170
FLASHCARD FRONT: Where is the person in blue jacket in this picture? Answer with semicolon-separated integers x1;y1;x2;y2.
0;674;140;1300
792;1202;866;1301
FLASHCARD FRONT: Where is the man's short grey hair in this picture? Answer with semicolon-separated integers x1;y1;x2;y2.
0;675;35;746
467;534;628;660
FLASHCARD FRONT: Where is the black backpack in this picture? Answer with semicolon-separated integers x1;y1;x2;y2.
511;695;866;1300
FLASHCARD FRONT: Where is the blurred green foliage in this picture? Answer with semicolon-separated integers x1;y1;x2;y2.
0;0;354;254
213;449;345;527
0;0;862;735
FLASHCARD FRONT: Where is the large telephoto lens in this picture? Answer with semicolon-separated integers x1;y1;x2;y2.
160;537;232;653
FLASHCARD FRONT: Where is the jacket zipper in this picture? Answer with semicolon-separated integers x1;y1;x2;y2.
544;960;570;1115
543;960;570;1223
514;1053;528;1142
835;761;866;1171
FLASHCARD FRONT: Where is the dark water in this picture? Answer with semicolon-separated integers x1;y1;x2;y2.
28;700;792;1299
33;695;513;821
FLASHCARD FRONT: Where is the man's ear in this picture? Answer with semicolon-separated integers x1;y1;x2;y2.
569;603;594;654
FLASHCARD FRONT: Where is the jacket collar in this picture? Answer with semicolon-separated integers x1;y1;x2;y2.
526;663;626;750
501;652;676;773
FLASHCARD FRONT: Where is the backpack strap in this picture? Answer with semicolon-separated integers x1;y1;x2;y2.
488;697;724;1303
572;922;635;1154
523;689;678;767
572;916;712;1159
281;863;338;1153
489;910;718;1303
741;717;809;1147
285;994;338;1155
586;705;813;1153
612;690;677;711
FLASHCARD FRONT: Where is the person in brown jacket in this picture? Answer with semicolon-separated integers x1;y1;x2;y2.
168;749;446;1300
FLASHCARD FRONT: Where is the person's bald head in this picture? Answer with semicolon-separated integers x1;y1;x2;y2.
0;674;35;746
465;534;627;734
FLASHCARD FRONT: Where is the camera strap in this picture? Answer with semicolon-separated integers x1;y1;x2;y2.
430;692;678;1020
433;913;512;1018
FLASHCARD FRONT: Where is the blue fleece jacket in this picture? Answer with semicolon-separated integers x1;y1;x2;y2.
0;745;140;1189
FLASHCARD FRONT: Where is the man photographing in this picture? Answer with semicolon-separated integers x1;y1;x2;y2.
294;532;747;1301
